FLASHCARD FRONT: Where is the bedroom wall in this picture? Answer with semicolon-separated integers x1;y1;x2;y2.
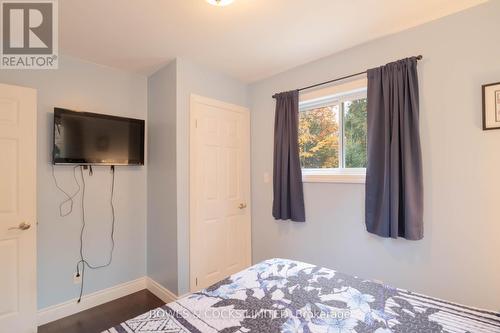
249;0;500;311
175;58;249;295
0;56;148;309
147;60;179;293
145;58;248;296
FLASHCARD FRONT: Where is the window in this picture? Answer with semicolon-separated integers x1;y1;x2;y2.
298;82;367;183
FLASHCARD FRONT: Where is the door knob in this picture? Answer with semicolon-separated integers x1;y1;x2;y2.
9;222;31;231
238;203;247;209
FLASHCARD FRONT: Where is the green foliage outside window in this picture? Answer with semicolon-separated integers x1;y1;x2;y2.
344;99;367;168
299;98;367;169
299;106;339;168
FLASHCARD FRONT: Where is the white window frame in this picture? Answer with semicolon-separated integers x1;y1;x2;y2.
299;87;367;184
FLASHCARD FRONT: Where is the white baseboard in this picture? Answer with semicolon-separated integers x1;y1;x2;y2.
146;277;178;304
37;276;181;326
37;277;147;326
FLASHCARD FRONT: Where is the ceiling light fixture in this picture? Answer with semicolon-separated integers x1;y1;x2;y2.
206;0;234;6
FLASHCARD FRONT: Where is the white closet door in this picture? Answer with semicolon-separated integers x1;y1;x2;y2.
0;83;37;333
190;94;251;292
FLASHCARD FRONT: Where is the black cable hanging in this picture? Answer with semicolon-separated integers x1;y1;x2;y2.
272;55;423;98
75;165;116;303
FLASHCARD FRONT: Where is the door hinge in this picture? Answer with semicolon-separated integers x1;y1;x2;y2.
195;119;198;128
196;277;198;286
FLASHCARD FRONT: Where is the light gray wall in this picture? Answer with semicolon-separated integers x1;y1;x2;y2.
249;1;500;311
0;56;148;309
147;60;179;293
175;58;248;295
145;58;248;296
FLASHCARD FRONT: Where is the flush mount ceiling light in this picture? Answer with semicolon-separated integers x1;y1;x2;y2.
206;0;234;6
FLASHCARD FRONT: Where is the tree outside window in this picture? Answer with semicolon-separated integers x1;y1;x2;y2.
299;93;367;171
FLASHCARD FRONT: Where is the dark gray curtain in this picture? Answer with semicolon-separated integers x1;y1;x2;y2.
272;90;306;222
365;57;423;240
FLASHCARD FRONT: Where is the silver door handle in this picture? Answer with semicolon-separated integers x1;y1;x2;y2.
9;222;31;231
238;203;247;209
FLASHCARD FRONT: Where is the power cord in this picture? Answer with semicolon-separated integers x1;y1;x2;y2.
51;165;81;217
75;165;116;303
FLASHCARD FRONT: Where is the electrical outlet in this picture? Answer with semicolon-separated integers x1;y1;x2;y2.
73;272;82;284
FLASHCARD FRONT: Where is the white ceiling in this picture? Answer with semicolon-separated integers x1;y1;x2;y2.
59;0;487;83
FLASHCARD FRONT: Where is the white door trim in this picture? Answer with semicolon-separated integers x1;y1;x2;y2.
189;94;252;292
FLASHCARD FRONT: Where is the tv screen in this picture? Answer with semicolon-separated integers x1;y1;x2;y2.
53;108;145;165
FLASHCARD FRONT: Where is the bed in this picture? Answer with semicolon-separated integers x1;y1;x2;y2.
105;258;500;332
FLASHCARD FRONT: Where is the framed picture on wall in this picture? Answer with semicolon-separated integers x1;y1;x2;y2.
482;81;500;130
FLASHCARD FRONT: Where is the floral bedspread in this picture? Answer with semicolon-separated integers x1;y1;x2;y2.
105;258;500;333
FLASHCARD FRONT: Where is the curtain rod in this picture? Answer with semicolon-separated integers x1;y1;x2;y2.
272;55;423;98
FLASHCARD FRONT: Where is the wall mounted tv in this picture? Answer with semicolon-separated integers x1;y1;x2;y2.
53;108;145;165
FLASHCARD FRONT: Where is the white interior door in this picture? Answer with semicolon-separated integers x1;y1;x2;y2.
190;94;251;291
0;83;37;333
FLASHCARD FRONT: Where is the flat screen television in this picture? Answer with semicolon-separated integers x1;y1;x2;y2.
53;108;145;165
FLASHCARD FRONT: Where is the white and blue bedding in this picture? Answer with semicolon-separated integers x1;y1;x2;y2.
105;258;500;332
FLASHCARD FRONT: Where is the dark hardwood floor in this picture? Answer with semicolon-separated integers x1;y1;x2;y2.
38;289;165;333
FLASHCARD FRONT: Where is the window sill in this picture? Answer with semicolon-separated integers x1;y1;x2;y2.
302;169;366;184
